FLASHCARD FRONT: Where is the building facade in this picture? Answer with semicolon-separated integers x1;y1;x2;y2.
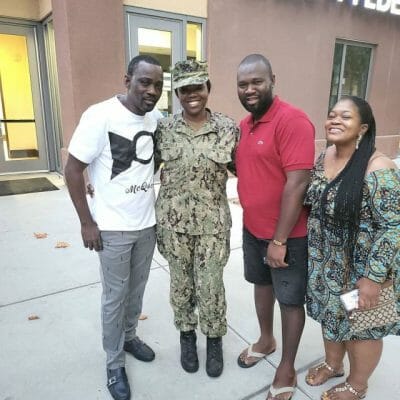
207;0;400;155
0;0;399;175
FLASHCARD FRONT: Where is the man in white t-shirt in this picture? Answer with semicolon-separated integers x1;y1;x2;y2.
64;55;163;400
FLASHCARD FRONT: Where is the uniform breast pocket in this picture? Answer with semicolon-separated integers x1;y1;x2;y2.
204;146;231;186
160;146;183;186
206;146;232;166
161;146;182;162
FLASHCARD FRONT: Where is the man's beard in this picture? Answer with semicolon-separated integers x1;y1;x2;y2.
240;89;274;120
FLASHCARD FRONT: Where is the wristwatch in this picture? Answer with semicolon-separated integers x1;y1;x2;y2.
272;239;287;246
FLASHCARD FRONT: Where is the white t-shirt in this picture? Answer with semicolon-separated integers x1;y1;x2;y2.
68;96;163;231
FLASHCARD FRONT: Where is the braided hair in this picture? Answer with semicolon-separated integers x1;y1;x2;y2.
320;96;376;267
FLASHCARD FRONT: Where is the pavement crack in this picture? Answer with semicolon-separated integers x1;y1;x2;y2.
0;265;169;308
0;281;101;308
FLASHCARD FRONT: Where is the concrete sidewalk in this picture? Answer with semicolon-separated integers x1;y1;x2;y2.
0;175;399;400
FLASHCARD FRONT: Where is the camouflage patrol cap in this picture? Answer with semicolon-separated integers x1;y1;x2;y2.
171;60;209;89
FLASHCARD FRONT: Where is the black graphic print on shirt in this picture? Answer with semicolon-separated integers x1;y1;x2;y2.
108;131;154;179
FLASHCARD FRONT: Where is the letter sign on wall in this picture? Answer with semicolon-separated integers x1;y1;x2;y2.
336;0;400;15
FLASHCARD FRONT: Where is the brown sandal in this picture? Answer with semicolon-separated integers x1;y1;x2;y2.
305;361;344;386
237;343;276;368
321;381;367;400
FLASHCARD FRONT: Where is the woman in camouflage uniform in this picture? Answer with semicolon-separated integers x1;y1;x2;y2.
154;60;239;378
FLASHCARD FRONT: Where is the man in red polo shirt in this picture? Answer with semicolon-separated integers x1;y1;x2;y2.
235;54;315;400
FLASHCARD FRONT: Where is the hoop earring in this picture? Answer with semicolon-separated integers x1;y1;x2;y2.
355;134;362;150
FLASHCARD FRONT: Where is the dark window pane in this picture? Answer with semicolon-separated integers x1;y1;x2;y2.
329;43;344;110
341;45;371;99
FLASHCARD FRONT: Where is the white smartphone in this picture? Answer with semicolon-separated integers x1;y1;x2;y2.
340;289;359;312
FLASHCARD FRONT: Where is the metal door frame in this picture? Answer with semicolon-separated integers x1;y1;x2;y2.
125;7;206;114
0;18;50;174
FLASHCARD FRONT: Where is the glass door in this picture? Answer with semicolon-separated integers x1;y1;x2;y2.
0;23;48;174
126;14;183;115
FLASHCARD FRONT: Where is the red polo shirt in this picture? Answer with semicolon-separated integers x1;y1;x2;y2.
236;96;315;239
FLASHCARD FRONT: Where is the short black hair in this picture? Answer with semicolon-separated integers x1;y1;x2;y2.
127;55;162;76
238;54;273;79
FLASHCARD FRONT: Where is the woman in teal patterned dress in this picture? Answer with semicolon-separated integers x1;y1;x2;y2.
304;96;400;400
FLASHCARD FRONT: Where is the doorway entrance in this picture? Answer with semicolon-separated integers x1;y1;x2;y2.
0;23;48;174
127;14;181;115
125;8;205;116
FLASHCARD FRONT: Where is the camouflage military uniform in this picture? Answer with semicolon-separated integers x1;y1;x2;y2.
155;110;239;337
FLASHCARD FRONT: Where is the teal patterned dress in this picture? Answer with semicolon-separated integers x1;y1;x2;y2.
305;153;400;341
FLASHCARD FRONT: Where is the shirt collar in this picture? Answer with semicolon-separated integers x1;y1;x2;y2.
175;108;217;135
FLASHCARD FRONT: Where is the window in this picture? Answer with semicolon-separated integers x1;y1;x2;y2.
125;7;206;114
186;22;202;61
328;41;373;110
137;27;173;115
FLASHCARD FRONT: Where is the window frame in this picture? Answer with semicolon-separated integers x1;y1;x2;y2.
124;6;206;62
328;39;375;110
